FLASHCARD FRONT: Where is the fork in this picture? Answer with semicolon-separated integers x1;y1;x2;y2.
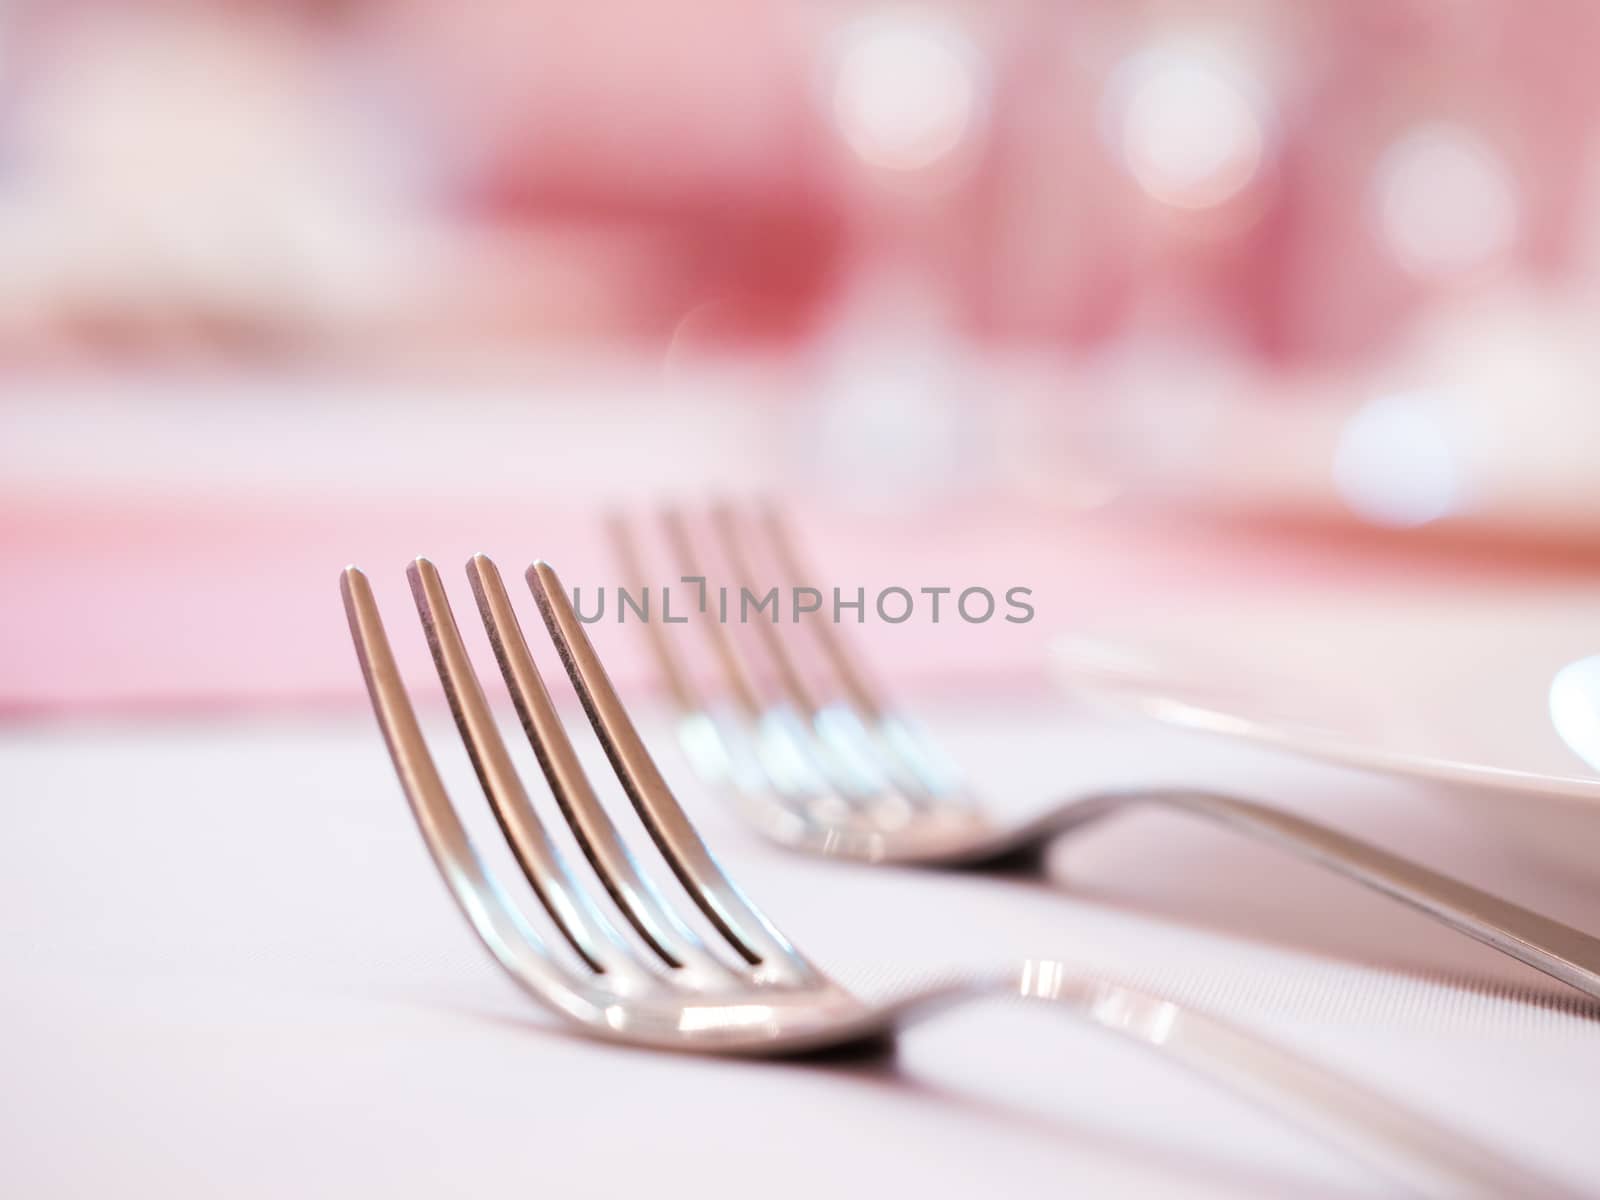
343;553;1572;1198
609;505;1600;1006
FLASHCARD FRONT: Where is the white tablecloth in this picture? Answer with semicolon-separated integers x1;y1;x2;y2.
4;698;1597;1197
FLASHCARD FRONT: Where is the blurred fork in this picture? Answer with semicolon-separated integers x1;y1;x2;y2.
611;505;1600;1006
342;554;1568;1198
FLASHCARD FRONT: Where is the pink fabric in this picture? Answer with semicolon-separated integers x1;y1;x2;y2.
6;492;1592;717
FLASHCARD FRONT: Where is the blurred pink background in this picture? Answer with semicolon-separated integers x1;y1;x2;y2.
3;0;1599;716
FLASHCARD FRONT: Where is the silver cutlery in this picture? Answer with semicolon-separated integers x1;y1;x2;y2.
610;505;1600;1005
343;553;1572;1198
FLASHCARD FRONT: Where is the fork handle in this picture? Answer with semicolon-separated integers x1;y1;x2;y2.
1046;788;1600;1003
889;967;1579;1198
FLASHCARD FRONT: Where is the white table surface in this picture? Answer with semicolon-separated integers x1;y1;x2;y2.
4;697;1598;1198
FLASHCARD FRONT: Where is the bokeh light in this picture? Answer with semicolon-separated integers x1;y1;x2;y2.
1372;121;1520;280
1102;40;1272;210
830;7;985;173
1333;392;1463;528
1549;655;1600;775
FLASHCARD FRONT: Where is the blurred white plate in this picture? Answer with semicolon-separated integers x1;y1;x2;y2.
1052;586;1600;803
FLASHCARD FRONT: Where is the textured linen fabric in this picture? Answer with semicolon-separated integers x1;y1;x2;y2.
3;700;1597;1197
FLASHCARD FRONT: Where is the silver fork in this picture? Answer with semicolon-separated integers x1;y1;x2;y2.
610;505;1600;1006
343;554;1571;1198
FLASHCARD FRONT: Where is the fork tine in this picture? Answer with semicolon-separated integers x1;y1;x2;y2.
658;508;766;718
708;504;824;718
466;553;734;978
526;560;813;977
340;567;597;998
408;557;638;976
724;504;956;806
605;513;705;716
758;503;887;723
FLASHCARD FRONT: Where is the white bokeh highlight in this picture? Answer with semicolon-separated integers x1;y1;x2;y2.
1102;41;1273;210
1373;122;1520;279
1549;655;1600;776
830;8;985;172
1333;392;1463;528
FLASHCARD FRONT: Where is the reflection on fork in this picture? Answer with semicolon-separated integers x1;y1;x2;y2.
342;553;1567;1197
609;504;1600;1005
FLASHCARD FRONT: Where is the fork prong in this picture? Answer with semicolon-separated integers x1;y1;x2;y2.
339;567;597;998
526;560;813;977
605;514;704;716
709;504;823;717
467;553;734;978
725;504;955;807
659;508;766;718
408;557;637;976
758;503;887;723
